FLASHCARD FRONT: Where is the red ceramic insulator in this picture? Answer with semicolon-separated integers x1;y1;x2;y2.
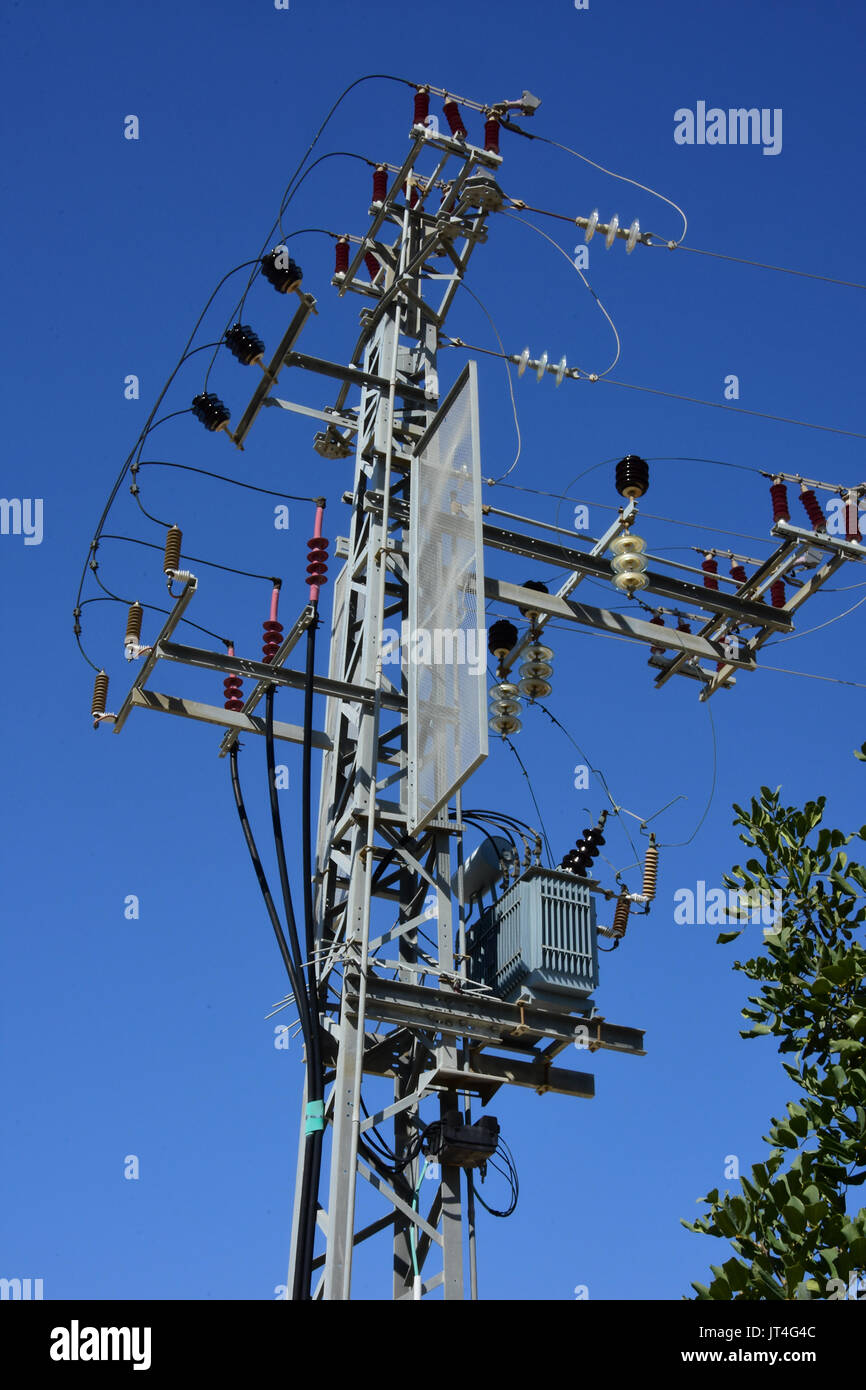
307;540;328;582
334;238;349;274
372;166;388;204
224;675;244;713
443;100;466;137
364;252;381;281
263;619;283;663
770;481;790;523
484;117;500;153
730;563;748;585
799;486;826;531
702;556;719;591
414;88;430;126
307;539;328;584
770;580;786;609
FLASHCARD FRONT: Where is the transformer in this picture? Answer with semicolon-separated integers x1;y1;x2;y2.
467;866;599;1011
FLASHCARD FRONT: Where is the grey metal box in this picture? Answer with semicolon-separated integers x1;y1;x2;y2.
467;867;599;1009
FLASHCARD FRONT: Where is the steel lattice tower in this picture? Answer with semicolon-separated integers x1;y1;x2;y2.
101;84;862;1301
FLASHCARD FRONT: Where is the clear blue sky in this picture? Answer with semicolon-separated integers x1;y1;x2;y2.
2;0;864;1301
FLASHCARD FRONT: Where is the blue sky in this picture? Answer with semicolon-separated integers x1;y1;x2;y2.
2;0;865;1301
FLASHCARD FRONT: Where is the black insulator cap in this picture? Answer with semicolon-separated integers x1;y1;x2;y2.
488;618;518;657
191;392;230;430
518;579;549;617
225;323;265;365
261;249;303;293
616;454;649;500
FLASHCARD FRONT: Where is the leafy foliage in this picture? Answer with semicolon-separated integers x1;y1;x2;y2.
683;750;866;1299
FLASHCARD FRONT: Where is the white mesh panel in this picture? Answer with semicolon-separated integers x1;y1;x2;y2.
408;362;487;832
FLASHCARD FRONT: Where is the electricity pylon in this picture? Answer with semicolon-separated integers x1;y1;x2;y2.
281;100;644;1300
98;83;865;1302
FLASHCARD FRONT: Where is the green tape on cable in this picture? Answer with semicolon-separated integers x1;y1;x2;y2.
305;1100;325;1135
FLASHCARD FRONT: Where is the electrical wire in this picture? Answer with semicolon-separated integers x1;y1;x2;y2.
489;479;779;547
647;237;866;291
655;701;718;849
757;665;866;689
201;225;334;393
647;454;766;477
97;533;280;585
277;154;379;238
205;72;418;374
359;1097;426;1173
77;593;231;648
501;211;621;377
264;686;320;1301
592;374;866;440
474;1141;519;1218
444;334;866;439
514;130;688;244
465;808;542;852
229;744;311;1038
74;256;262;653
298;612;325;1295
134;460;319;503
766;591;866;645
533;702;641;869
410;1158;429;1289
502;736;554;866
76;75;416;669
550;457;621;533
458;281;522;482
503;190;864;290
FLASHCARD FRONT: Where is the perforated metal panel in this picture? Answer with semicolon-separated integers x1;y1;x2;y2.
408;362;487;833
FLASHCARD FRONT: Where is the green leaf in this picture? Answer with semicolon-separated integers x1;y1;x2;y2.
728;1196;750;1232
819;1247;840;1278
722;1257;750;1292
784;1197;807;1235
751;1163;770;1189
